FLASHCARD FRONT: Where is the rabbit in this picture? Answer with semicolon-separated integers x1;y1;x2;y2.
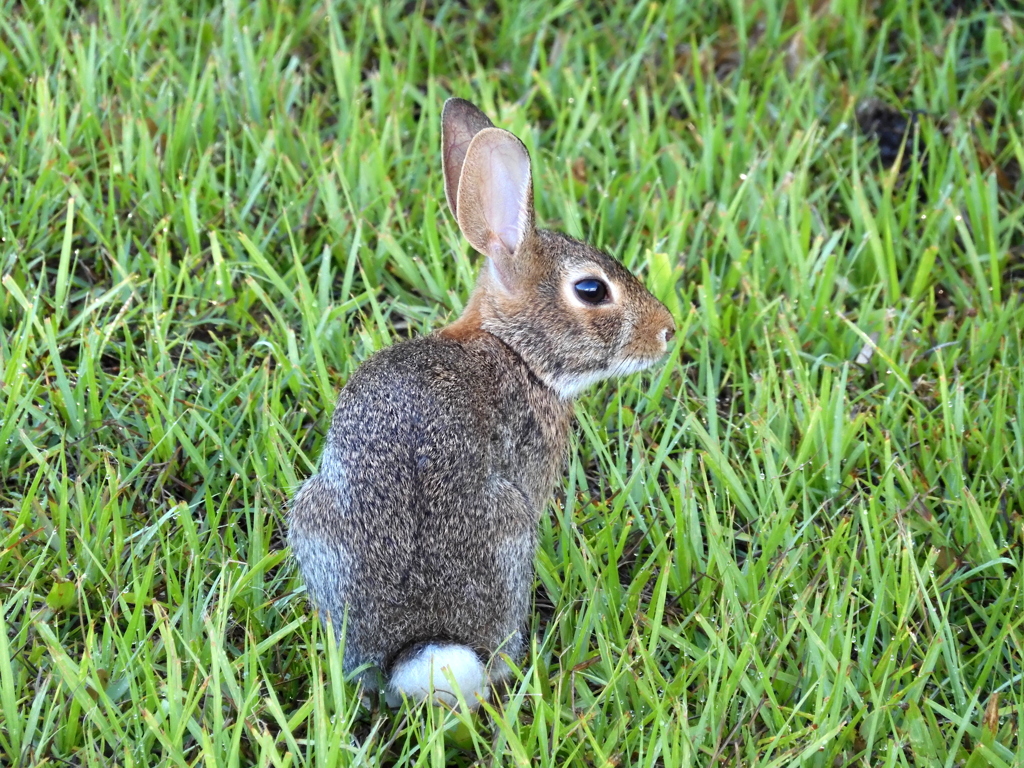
288;97;675;710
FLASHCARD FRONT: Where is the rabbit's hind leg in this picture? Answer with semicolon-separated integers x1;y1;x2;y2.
289;473;372;671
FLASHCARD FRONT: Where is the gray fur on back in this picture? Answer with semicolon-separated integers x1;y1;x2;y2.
288;331;572;682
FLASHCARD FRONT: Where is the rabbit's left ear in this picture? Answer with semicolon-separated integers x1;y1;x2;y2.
441;98;494;219
454;126;536;290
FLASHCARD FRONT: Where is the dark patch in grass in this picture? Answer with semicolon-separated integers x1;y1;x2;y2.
855;98;928;172
934;283;956;311
1003;248;1024;285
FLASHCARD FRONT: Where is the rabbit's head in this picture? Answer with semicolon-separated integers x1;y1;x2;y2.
440;98;675;399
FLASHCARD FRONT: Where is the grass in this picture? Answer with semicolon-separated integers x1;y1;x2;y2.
1;0;1024;764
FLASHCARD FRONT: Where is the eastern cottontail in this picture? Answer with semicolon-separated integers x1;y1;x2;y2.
289;98;675;709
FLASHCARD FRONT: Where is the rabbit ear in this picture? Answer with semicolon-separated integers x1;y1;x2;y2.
441;98;494;219
455;127;535;290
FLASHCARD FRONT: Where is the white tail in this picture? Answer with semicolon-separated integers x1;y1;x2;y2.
385;644;488;709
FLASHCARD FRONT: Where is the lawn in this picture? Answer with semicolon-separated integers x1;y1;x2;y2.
2;0;1024;765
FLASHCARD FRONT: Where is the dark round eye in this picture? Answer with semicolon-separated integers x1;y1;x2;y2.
574;279;608;305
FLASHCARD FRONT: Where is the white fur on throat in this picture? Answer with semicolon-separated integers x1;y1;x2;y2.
386;644;488;709
552;356;660;400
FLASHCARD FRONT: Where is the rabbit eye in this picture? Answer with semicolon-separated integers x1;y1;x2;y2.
574;279;608;305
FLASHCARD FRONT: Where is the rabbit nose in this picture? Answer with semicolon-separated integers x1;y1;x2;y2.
660;311;676;344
